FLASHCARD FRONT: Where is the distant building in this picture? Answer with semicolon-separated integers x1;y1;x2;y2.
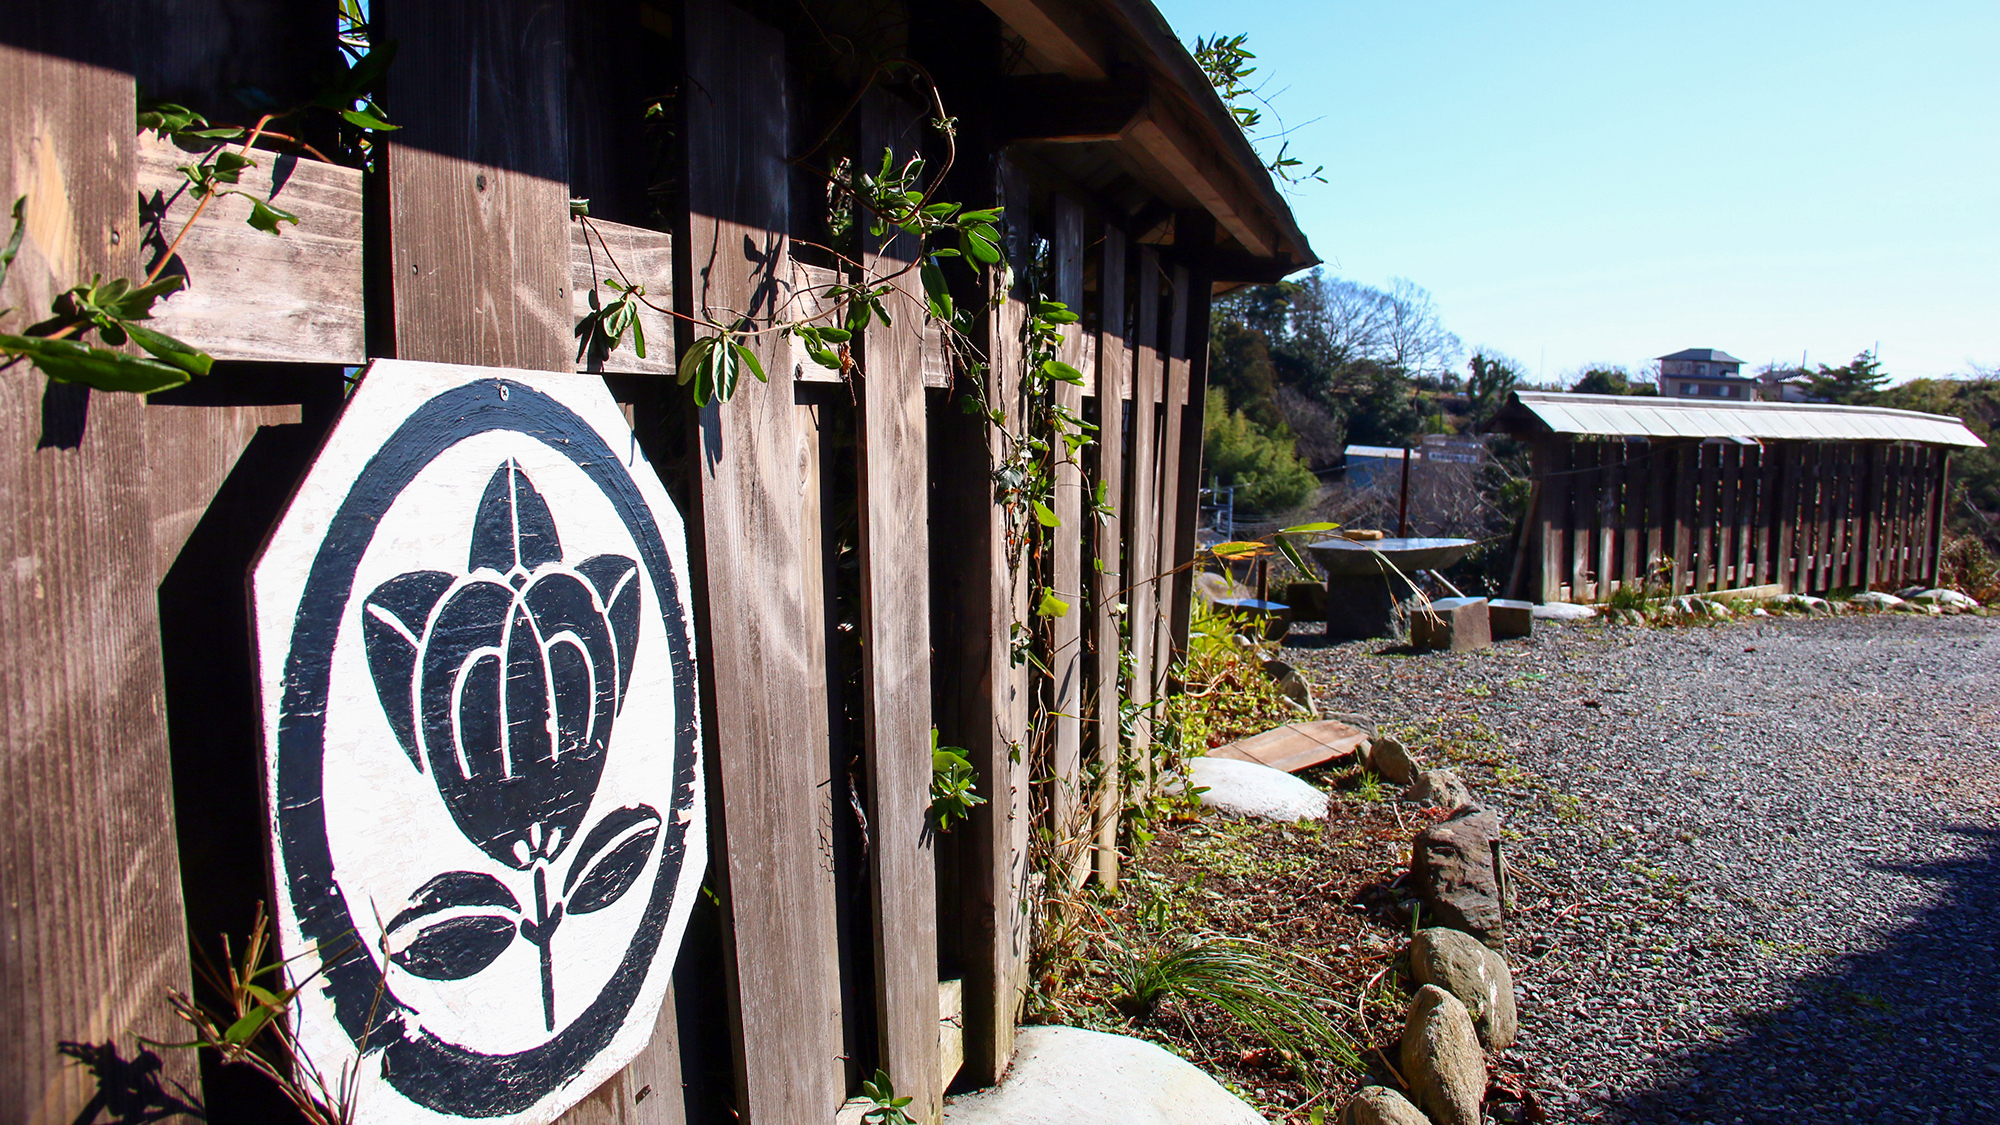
1656;348;1759;400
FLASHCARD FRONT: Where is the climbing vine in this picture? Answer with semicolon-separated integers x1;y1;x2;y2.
0;8;395;394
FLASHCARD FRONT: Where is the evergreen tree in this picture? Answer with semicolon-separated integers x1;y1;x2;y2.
1805;351;1889;404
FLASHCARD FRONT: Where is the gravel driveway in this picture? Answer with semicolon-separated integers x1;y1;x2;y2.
1283;613;2000;1124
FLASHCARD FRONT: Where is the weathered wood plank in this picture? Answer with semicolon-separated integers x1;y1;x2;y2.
1569;442;1594;599
1090;223;1128;888
572;217;677;375
1048;196;1087;887
1694;443;1717;593
1153;262;1192;682
1535;442;1567;603
379;0;572;371
1774;444;1800;592
1619;442;1641;590
1644;440;1669;587
0;40;202;1125
1718;444;1740;588
1756;441;1781;587
137;133;365;364
1927;450;1950;585
858;92;941;1122
1596;442;1617;599
679;5;846;1121
1124;247;1162;793
1165;258;1213;654
1672;444;1697;594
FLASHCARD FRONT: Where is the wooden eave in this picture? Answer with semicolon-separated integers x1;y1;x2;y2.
978;0;1317;282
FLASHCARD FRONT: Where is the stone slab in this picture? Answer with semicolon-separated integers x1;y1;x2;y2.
943;1025;1268;1125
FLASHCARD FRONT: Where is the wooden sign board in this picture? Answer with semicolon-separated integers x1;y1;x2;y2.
251;360;705;1125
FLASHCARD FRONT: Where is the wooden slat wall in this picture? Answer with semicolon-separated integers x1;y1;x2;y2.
1165;258;1214;658
680;4;843;1122
857;92;941;1122
1514;434;1961;601
0;36;203;1125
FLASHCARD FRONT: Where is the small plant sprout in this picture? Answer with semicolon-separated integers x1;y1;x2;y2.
929;729;986;831
859;1069;916;1125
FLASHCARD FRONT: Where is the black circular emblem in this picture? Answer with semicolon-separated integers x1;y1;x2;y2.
274;379;700;1117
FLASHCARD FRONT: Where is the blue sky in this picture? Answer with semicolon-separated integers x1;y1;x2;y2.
1155;0;1999;384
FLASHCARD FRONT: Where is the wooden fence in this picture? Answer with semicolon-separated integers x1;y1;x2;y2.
1513;437;1952;604
0;3;1243;1124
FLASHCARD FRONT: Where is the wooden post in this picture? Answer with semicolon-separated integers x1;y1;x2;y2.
1757;441;1782;587
1645;440;1669;588
1596;443;1618;600
1672;444;1698;595
1775;444;1800;593
0;32;203;1123
1091;224;1129;889
1166;259;1213;680
1717;445;1740;589
1048;196;1086;889
1157;263;1198;681
1619;442;1642;592
1569;442;1594;600
1124;247;1162;793
677;4;844;1120
858;94;941;1120
1694;443;1717;593
1928;450;1951;586
939;153;1034;1089
379;0;572;370
1537;441;1568;604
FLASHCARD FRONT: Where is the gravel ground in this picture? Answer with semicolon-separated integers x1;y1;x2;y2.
1283;611;2000;1124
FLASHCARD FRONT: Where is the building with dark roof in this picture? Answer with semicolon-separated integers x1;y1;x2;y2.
1657;348;1759;400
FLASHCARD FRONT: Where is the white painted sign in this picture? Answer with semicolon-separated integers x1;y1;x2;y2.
251;360;705;1125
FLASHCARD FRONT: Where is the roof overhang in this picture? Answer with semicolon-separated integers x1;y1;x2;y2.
979;0;1317;283
1487;391;1988;448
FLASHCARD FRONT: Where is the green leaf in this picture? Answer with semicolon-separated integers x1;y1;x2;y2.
1032;500;1059;528
1210;540;1266;559
340;105;398;132
817;327;852;343
1036;589;1070;618
1279;521;1339;534
222;1005;274;1047
1042;360;1084;385
245;198;300;235
677;336;714;386
733;342;767;384
125;323;214;376
961;229;1001;265
629;313;646;359
1276;535;1314;577
105;275;186;320
0;334;192;393
0;196;23;293
212;151;255;181
807;344;842;370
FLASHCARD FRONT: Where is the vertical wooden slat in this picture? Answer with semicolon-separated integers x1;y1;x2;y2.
1712;445;1733;588
1817;444;1839;593
858;94;940;1119
1775;444;1801;593
1090;224;1129;889
1596;444;1617;600
1619;443;1641;591
1568;442;1594;600
679;4;843;1121
940;153;1033;1088
1165;257;1214;654
1672;444;1697;594
1695;443;1718;592
1757;441;1782;587
1644;441;1668;589
1725;446;1748;587
379;0;572;370
0;35;203;1125
1889;444;1911;586
1153;264;1193;686
1861;444;1886;589
1047;196;1087;889
1538;441;1568;603
1927;450;1951;586
1124;248;1162;791
1841;444;1864;589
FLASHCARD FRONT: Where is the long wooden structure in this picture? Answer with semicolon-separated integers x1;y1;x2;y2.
0;2;1314;1124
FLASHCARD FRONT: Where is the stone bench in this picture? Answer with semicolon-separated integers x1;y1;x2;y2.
1487;598;1534;639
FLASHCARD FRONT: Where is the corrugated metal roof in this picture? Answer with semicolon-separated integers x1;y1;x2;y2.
1494;391;1987;447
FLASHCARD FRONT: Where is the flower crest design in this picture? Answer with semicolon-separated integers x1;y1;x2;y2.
360;459;659;1029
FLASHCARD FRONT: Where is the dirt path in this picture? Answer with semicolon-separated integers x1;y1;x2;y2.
1284;613;2000;1124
